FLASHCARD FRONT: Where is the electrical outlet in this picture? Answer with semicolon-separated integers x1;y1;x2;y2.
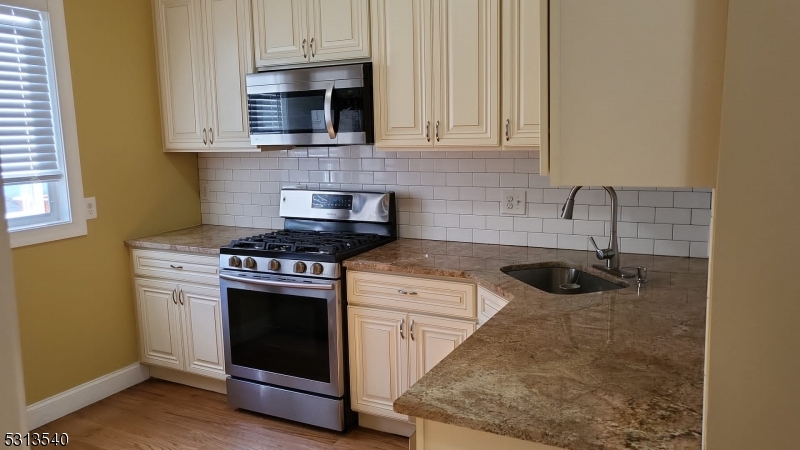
84;197;97;219
501;190;526;215
200;181;211;202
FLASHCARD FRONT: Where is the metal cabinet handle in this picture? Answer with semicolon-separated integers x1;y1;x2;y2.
202;128;207;145
302;38;307;58
425;121;430;142
171;289;177;305
324;83;336;139
400;318;405;340
179;289;184;306
169;265;183;270
435;120;440;142
397;289;417;295
310;37;315;58
410;320;415;341
209;128;214;145
505;119;510;141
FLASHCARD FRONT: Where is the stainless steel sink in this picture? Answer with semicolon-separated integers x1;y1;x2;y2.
501;266;625;295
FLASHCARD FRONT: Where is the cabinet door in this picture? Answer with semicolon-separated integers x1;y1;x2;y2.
203;0;256;151
477;286;509;328
371;0;433;148
347;306;409;421
432;0;499;147
153;0;208;150
252;0;309;68
179;284;226;379
408;314;474;387
501;0;540;148
135;279;183;370
307;0;370;62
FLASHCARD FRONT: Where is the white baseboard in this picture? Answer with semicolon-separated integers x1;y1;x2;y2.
358;413;416;437
148;365;227;394
27;363;150;430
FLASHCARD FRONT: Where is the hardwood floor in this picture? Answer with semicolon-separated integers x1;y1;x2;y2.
34;379;409;450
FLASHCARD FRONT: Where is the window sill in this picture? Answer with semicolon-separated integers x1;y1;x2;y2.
9;219;87;249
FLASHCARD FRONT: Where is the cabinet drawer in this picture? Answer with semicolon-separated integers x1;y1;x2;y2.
347;271;476;319
132;249;219;286
477;286;510;328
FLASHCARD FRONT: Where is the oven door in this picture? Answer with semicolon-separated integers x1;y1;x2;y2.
219;270;344;398
247;80;371;146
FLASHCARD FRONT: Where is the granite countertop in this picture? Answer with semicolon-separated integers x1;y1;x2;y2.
124;225;273;254
344;239;708;450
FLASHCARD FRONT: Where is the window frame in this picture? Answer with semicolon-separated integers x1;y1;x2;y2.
2;0;86;248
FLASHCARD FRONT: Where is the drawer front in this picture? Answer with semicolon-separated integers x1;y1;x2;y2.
132;249;219;286
347;271;476;319
477;286;510;327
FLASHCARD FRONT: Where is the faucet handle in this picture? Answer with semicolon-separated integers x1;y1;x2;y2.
588;237;615;261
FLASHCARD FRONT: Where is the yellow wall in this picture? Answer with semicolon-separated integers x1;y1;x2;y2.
11;0;200;404
704;0;800;448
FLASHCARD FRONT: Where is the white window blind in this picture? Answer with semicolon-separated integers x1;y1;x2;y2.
0;4;63;186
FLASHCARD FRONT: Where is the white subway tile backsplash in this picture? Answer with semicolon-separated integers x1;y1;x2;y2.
201;146;711;257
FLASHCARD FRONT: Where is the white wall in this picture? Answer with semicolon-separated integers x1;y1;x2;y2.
198;148;712;257
704;0;800;448
0;187;29;435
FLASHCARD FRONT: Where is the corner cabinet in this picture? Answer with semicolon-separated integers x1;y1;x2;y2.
540;0;727;187
131;249;226;380
153;0;256;152
371;0;501;149
252;0;370;69
346;270;476;422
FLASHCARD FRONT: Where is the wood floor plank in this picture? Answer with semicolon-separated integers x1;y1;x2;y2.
33;379;409;450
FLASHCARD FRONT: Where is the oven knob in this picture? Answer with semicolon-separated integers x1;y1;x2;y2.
228;256;242;268
268;259;281;271
294;261;307;274
310;263;324;275
244;257;257;269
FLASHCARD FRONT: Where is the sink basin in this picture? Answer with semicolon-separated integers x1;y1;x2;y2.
501;266;625;295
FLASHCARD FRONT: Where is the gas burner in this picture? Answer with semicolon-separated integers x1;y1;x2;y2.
224;229;392;262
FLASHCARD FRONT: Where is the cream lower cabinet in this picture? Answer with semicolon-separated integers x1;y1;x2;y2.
347;271;476;421
252;0;370;69
477;286;509;328
132;250;225;380
371;0;500;149
153;0;255;152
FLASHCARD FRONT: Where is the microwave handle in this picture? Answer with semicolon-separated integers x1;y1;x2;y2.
324;82;336;139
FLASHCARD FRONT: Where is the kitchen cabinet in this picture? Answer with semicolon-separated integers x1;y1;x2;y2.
347;271;476;421
371;0;500;148
252;0;370;69
477;286;509;328
540;0;727;187
132;250;226;380
501;0;541;148
153;0;255;152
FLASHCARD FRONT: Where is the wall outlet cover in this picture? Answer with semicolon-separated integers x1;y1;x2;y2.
200;181;210;202
502;190;526;215
84;197;97;220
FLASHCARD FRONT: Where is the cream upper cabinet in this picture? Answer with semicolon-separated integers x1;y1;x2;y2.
501;0;541;148
542;0;727;187
135;278;184;370
432;0;499;147
253;0;370;69
407;314;474;387
180;284;226;377
153;0;255;152
252;0;308;67
371;0;433;146
372;0;500;149
348;306;409;421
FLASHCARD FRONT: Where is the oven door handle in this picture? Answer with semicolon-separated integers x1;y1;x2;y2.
219;273;335;290
324;82;336;139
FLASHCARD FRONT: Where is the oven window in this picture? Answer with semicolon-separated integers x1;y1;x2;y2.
227;288;331;383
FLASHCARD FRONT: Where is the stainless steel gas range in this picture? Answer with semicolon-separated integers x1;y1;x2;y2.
218;189;396;431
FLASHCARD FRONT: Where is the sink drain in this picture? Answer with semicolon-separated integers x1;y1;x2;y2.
559;283;581;291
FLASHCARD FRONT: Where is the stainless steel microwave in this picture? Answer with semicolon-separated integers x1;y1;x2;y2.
245;63;373;146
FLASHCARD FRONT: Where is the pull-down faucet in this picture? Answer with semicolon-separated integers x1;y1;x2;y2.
560;186;634;278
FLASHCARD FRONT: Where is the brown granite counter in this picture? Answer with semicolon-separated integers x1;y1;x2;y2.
344;239;708;450
124;225;272;254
